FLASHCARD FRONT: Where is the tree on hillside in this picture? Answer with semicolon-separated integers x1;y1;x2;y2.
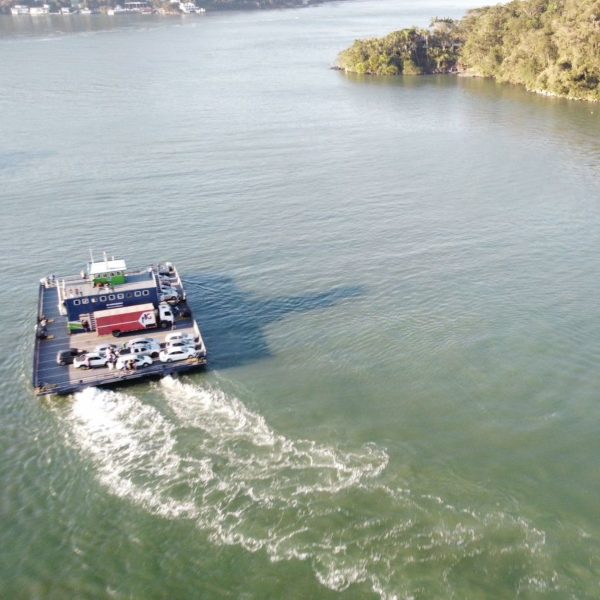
338;0;600;101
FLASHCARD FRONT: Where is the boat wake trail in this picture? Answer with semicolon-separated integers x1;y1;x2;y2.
66;382;557;599
68;386;213;519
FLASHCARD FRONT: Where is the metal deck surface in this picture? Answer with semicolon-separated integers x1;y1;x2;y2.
33;283;206;396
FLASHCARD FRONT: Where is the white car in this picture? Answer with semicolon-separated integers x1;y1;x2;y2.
94;343;118;356
159;347;197;363
115;354;152;370
126;337;158;348
125;339;161;357
73;352;109;369
119;345;157;360
166;339;196;351
165;332;194;344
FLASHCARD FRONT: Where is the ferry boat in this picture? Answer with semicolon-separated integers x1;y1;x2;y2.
179;2;198;13
11;5;30;14
116;1;152;12
29;5;50;14
32;254;207;396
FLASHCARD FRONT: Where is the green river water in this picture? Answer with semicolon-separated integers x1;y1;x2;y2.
1;1;600;597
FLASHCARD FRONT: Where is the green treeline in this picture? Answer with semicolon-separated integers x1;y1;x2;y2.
337;0;600;102
337;20;462;77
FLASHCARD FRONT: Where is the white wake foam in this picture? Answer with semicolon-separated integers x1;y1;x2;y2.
62;382;557;599
160;376;389;496
67;386;213;519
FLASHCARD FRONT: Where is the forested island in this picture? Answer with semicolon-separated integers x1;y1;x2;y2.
337;0;600;102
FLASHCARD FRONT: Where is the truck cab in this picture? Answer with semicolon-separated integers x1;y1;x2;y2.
158;302;175;328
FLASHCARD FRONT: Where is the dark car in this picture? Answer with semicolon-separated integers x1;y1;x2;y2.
56;348;83;366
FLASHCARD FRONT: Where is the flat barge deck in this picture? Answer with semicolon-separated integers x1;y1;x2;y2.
32;257;207;396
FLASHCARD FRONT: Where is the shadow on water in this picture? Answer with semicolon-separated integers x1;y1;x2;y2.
183;273;365;369
337;70;460;92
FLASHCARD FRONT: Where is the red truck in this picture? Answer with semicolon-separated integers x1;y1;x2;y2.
94;303;174;337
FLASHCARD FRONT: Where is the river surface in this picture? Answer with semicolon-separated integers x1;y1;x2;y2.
2;1;600;598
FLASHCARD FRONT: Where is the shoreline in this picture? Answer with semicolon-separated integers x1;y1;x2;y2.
333;66;600;104
2;0;327;16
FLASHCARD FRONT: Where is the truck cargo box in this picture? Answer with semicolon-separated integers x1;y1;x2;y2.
95;303;156;336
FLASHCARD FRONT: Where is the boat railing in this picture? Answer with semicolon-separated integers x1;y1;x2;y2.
32;283;45;388
192;320;207;355
56;265;160;285
34;357;207;396
171;265;183;288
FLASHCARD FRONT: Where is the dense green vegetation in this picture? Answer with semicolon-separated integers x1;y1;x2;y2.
337;19;462;76
337;0;600;102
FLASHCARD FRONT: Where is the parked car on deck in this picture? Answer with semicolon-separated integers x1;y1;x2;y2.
94;343;118;357
159;275;176;287
167;340;196;351
56;348;84;366
159;347;197;363
158;262;175;277
124;338;161;357
126;337;158;347
119;345;155;359
159;288;180;303
165;332;194;344
73;353;109;369
115;354;152;370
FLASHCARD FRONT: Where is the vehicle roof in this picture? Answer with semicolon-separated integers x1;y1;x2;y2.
95;303;154;319
87;259;127;275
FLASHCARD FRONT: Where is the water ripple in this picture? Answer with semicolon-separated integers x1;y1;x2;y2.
58;381;563;599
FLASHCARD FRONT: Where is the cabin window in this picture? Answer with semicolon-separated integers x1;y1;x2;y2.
82;298;89;304
108;294;115;301
134;291;141;297
126;292;132;298
142;290;150;296
91;298;97;303
100;296;107;302
117;293;124;300
73;299;81;306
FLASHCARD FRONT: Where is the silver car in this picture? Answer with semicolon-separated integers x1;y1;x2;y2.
73;353;109;369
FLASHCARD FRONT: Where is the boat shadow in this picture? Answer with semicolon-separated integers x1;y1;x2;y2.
183;273;365;370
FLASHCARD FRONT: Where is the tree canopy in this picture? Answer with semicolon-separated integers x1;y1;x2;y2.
337;21;462;76
337;0;600;102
